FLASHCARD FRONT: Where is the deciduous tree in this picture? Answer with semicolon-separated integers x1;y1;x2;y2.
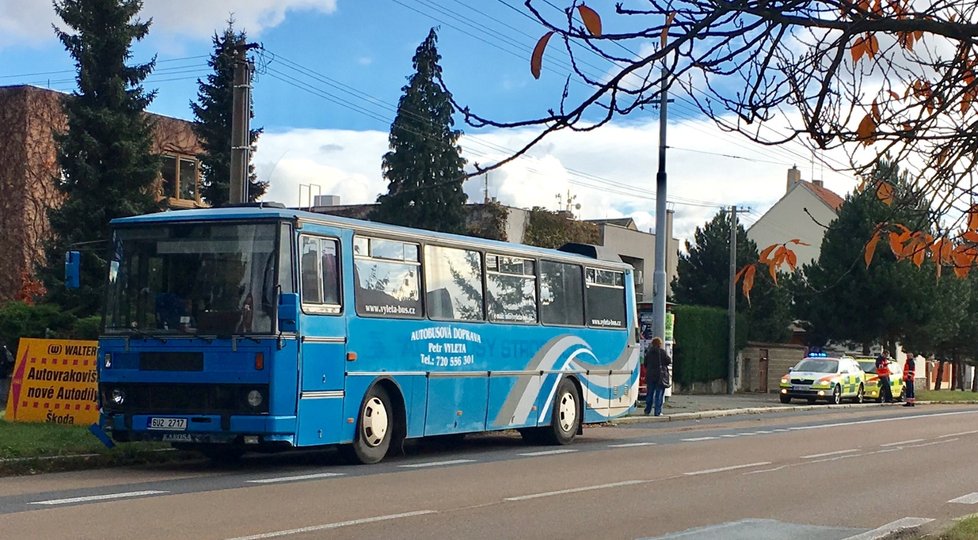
453;2;978;279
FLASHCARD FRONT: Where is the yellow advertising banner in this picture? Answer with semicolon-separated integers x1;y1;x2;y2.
4;338;98;425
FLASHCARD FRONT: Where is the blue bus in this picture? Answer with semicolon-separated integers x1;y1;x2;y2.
93;204;639;463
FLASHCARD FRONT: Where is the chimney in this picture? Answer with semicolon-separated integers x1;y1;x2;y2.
812;179;824;188
786;165;802;193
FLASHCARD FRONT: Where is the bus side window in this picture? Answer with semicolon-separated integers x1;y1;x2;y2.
321;240;340;305
301;237;322;304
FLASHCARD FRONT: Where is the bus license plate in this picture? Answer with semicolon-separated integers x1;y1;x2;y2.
148;417;188;431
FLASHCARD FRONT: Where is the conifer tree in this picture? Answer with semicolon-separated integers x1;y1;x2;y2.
671;211;792;342
373;28;467;233
191;21;265;206
46;0;159;316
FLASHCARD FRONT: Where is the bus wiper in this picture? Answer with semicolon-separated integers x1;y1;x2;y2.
128;328;167;344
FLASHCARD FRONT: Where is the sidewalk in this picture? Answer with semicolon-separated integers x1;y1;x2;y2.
619;392;817;423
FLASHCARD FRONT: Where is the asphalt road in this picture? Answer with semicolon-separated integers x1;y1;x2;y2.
1;404;976;540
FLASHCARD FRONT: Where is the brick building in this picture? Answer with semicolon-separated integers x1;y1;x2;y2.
0;85;204;303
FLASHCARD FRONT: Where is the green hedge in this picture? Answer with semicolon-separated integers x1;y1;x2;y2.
0;302;100;354
672;305;748;386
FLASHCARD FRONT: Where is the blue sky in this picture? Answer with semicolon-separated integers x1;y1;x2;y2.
0;0;857;244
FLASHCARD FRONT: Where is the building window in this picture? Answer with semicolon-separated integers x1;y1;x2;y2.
161;154;200;201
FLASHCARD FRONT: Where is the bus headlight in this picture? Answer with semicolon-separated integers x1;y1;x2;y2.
247;390;263;408
111;388;126;405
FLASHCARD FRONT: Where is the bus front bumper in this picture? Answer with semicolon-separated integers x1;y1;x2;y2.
101;413;297;445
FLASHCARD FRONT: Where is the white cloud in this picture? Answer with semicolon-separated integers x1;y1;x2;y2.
254;114;857;246
0;0;336;47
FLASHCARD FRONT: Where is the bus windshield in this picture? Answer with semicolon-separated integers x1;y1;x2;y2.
105;222;282;335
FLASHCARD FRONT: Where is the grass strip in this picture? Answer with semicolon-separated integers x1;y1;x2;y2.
916;389;978;402
0;419;193;476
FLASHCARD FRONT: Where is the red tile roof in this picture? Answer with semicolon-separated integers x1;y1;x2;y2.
801;181;844;212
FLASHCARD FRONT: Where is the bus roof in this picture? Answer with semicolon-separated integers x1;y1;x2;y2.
111;205;633;270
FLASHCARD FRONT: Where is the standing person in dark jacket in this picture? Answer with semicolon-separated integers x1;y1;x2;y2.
643;337;672;416
876;350;894;403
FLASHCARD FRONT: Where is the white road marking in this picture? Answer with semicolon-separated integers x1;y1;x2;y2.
398;459;475;468
753;430;773;434
608;442;657;448
504;480;645;501
247;473;344;484
842;517;933;540
909;438;956;448
743;465;789;475
802;449;860;459
517;449;577;457
790;410;978;432
949;492;978;504
684;462;771;476
720;434;740;438
31;490;168;506
681;436;718;442
226;510;437;540
939;430;978;438
880;439;924;447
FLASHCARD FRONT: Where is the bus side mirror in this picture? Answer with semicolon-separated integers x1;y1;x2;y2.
278;292;299;333
65;251;81;289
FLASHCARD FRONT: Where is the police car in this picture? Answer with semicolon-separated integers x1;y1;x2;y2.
855;357;904;402
779;354;866;405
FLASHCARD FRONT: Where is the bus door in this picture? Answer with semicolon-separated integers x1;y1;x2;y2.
295;236;347;446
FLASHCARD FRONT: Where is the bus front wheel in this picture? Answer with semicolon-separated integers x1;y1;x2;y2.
345;385;393;464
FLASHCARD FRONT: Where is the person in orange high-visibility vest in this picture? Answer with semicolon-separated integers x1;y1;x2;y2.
902;352;916;407
875;350;894;403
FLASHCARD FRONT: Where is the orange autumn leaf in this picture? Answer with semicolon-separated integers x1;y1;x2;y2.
785;249;798;271
577;5;602;37
767;260;779;284
851;37;867;63
759;243;777;262
963;229;978;244
867;34;880;58
857;113;876;145
787;238;810;246
741;264;757;304
661;11;676;48
734;264;751;285
530;31;554;80
871;99;881;121
888;231;908;259
968;204;978;231
864;230;881;268
930;237;953;265
876;181;894;205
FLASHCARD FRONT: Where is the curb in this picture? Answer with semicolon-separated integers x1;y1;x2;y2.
610;400;965;425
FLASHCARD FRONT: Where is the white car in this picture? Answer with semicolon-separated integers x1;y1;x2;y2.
779;355;866;405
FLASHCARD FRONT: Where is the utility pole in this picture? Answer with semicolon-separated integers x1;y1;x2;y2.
651;59;669;344
229;43;258;205
725;205;749;394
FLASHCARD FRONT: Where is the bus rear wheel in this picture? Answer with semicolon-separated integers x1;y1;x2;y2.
541;378;581;445
344;385;393;464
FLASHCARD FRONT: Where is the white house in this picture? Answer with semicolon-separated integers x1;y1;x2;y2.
747;166;844;267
